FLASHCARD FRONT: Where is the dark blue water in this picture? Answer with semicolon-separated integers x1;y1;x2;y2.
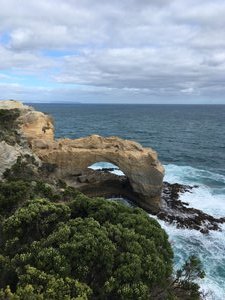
31;103;225;299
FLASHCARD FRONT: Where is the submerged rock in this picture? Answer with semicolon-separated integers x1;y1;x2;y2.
159;182;225;233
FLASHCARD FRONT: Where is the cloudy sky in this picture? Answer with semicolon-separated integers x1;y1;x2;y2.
0;0;225;103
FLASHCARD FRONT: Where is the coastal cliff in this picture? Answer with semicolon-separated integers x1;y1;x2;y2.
0;100;208;299
1;100;224;234
0;100;164;213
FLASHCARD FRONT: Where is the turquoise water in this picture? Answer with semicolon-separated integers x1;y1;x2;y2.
32;104;225;299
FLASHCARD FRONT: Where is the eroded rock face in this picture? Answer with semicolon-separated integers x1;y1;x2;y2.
0;100;164;212
20;111;54;141
0;141;21;177
0;100;54;142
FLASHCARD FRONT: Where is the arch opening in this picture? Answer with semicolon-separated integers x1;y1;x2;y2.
72;161;135;202
88;162;124;176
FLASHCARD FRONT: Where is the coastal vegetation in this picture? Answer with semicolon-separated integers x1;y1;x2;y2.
0;109;21;145
0;178;204;299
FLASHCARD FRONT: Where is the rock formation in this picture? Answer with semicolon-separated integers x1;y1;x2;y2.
0;99;30;110
31;135;164;212
0;141;21;178
159;182;225;233
0;100;43;178
0;100;54;142
0;100;164;213
20;110;54;142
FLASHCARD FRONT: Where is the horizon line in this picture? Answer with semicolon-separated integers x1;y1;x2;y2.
27;102;225;105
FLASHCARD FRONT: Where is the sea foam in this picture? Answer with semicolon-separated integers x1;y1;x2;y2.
164;164;225;300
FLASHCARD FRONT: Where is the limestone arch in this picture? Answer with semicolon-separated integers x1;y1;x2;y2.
32;135;164;212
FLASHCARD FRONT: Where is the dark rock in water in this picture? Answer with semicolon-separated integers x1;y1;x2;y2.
95;167;119;173
159;182;225;234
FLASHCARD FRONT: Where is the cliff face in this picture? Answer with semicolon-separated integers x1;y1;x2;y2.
0;142;21;178
0;100;54;142
0;100;164;213
20;110;54;141
0;100;52;178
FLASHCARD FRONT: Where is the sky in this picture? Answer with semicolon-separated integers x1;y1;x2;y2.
0;0;225;104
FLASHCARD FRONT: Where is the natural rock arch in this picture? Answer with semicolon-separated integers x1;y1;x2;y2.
31;135;164;212
0;100;165;213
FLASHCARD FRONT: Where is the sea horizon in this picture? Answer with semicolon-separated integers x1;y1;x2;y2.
27;102;225;105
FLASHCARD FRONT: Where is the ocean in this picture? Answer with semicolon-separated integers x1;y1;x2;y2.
32;103;225;299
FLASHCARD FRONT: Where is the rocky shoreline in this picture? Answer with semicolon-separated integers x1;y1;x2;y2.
159;182;225;234
70;167;225;234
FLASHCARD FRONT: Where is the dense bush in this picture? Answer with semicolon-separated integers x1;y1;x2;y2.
0;179;81;216
3;155;39;182
0;189;174;299
0;109;21;145
0;109;20;130
0;180;204;299
0;180;32;214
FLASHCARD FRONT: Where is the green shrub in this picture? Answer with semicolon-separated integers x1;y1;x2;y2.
0;180;32;214
4;156;38;181
0;179;204;299
0;196;174;299
0;109;21;145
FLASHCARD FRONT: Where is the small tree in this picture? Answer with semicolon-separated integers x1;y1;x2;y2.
172;255;205;299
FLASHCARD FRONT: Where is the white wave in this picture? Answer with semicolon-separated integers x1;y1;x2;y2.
164;164;225;217
163;164;225;299
164;164;225;187
89;162;125;176
89;162;117;170
155;218;225;300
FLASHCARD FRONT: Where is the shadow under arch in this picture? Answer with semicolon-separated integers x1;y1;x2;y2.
76;160;136;202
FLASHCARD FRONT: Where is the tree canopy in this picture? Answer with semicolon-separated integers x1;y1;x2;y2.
0;179;175;299
0;180;204;299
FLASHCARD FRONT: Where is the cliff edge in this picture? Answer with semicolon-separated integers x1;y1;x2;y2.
0;100;164;212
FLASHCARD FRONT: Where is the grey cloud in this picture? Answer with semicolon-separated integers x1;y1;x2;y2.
0;0;225;103
0;45;56;72
55;47;225;98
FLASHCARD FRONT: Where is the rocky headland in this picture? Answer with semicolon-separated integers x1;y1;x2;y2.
0;100;224;233
0;100;164;213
